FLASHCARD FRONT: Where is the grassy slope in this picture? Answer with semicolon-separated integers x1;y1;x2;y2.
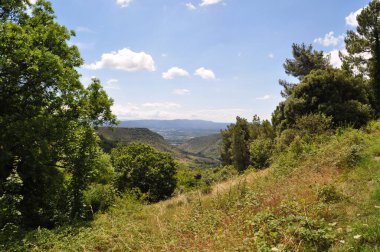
97;127;218;165
178;133;222;160
22;122;380;251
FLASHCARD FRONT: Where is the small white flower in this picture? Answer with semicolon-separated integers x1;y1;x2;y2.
374;205;380;209
271;248;281;252
339;240;345;244
354;234;362;240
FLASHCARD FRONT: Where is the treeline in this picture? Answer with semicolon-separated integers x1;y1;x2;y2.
221;0;380;172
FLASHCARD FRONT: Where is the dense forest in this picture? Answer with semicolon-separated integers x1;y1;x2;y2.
1;0;380;251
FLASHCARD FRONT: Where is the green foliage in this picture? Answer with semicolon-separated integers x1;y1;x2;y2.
221;116;275;172
89;152;115;185
178;133;222;160
343;0;380;112
0;0;116;227
231;117;251;172
249;138;273;169
273;69;373;131
294;113;333;135
98;127;217;165
175;165;237;193
283;43;331;80
84;184;117;213
111;143;177;202
0;168;23;242
279;43;330;98
317;184;343;203
246;202;335;251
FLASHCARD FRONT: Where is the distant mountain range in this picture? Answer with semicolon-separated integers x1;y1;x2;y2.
117;119;229;145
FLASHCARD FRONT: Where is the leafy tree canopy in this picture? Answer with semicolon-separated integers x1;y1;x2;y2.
111;143;177;202
0;0;116;228
279;43;331;98
343;0;380;112
273;69;373;131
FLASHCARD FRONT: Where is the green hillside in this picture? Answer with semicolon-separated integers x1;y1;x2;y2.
97;127;217;165
97;127;168;152
15;121;380;251
178;133;222;160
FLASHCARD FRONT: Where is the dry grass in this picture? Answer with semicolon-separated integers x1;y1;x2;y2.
19;125;380;251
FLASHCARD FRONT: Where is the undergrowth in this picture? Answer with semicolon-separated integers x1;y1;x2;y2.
3;122;380;251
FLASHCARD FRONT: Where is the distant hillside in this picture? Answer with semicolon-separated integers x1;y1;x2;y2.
117;120;229;145
178;133;222;160
97;127;218;165
97;127;168;152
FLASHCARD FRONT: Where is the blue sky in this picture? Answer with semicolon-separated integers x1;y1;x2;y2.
48;0;369;122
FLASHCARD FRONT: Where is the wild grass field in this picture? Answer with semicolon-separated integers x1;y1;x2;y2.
13;121;380;252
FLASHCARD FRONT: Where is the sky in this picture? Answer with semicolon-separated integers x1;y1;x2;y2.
46;0;370;122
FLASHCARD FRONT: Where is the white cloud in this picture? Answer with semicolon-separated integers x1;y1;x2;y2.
172;89;191;95
162;67;189;79
85;48;155;72
268;53;274;59
116;0;133;8
256;95;274;101
326;49;372;74
326;49;347;68
104;79;120;90
346;8;363;27
186;2;197;10
314;32;344;47
28;0;37;4
200;0;223;7
194;67;216;80
142;102;181;109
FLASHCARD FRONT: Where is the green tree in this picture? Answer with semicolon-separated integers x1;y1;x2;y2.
230;117;251;172
220;116;275;172
220;125;233;166
279;43;330;98
273;69;373;131
343;0;380;112
249;138;273;169
0;1;116;227
111;143;177;202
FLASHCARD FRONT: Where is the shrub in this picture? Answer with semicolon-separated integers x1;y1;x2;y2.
249;138;273;169
0;169;23;236
317;184;343;203
245;202;335;251
111;143;177;202
84;184;117;213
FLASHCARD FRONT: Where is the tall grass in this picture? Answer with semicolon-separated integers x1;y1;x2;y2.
4;122;380;251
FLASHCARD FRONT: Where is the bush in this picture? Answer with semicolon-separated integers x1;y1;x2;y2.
317;184;343;203
84;184;117;213
245;201;335;251
294;113;333;135
111;143;177;202
249;138;273;169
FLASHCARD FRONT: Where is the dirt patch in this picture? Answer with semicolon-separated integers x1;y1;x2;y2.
374;156;380;161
